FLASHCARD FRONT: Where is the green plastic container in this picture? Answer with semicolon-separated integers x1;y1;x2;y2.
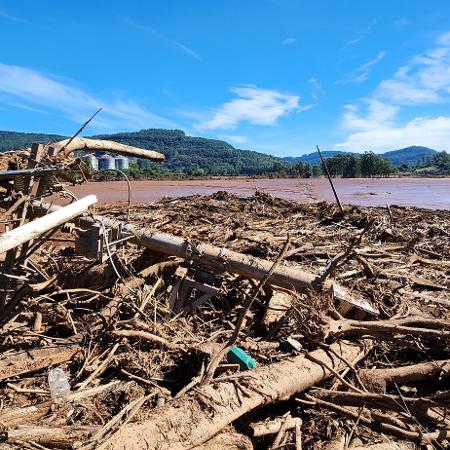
227;346;257;371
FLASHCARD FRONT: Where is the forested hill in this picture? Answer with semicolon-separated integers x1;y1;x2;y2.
284;151;355;165
0;128;444;176
0;129;282;176
92;129;282;176
0;131;65;151
381;146;437;166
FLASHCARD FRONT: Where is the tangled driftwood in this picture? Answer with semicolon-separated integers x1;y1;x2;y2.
0;138;449;449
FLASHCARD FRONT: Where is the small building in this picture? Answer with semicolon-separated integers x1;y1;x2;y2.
97;154;115;171
115;155;129;170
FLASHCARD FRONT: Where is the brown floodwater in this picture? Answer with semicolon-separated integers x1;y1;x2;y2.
69;177;450;210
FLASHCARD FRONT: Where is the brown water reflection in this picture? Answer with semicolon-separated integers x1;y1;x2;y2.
70;177;450;210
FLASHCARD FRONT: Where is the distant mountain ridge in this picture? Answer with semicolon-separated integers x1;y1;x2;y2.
283;150;355;165
284;146;439;166
0;129;443;172
381;146;438;165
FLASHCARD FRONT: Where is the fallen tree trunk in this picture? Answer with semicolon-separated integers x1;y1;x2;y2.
50;137;165;162
0;195;97;255
262;290;292;331
31;201;376;314
0;382;122;428
350;444;415;450
0;343;80;382
325;316;450;340
310;389;442;411
192;428;253;450
302;394;448;444
359;359;450;386
102;341;365;450
7;425;97;448
250;416;301;437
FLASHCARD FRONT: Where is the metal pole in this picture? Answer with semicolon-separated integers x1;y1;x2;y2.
0;167;61;181
316;145;344;214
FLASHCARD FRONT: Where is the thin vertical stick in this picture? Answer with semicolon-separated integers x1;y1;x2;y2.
59;107;103;155
270;412;291;450
295;418;302;450
202;236;291;384
316;145;344;214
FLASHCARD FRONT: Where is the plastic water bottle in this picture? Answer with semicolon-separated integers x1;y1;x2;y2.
48;367;71;402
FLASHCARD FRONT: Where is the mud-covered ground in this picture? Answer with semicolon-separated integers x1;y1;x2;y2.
69;176;450;209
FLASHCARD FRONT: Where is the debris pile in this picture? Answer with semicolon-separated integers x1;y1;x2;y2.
0;139;449;450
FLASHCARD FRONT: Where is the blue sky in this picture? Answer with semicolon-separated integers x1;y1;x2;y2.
1;1;450;156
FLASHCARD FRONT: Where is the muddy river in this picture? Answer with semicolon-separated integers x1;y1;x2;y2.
70;177;450;210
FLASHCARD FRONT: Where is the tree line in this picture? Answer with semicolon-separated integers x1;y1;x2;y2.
399;151;450;175
93;151;397;181
266;152;396;178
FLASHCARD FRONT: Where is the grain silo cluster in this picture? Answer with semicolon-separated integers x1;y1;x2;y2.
83;153;130;171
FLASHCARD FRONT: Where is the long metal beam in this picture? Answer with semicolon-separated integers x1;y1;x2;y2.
30;199;377;314
0;168;61;181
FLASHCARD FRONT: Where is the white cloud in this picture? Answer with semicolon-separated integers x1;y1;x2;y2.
0;63;177;131
337;116;450;152
299;104;314;112
341;100;398;131
282;37;296;45
346;38;360;45
375;35;450;104
195;85;299;131
308;76;324;100
337;52;386;84
336;32;450;152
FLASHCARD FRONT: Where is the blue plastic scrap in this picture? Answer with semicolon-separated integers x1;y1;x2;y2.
227;346;257;371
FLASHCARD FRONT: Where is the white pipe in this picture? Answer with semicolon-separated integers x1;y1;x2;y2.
0;195;97;255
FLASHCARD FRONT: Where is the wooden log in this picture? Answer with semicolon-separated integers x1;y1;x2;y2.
0;381;121;428
310;389;442;411
50;137;165;162
0;195;97;255
250;416;300;437
7;425;97;448
262;290;292;331
325;316;450;341
359;359;450;386
349;444;415;450
192;428;253;450
102;341;365;450
112;329;180;350
0;343;80;382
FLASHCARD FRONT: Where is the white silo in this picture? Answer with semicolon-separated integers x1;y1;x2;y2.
83;154;98;171
115;155;129;170
98;154;115;170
